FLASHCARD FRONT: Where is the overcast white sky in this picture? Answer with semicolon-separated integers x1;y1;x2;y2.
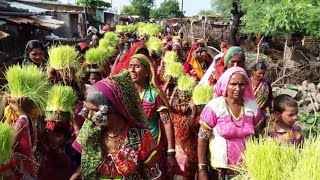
60;0;211;16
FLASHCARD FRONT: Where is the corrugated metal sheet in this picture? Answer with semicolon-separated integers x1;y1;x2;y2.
0;16;64;30
0;16;35;24
7;1;48;13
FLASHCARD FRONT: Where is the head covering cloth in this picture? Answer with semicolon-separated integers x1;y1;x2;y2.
77;71;148;179
130;54;169;109
94;70;147;126
113;41;147;75
214;46;244;81
214;67;255;100
185;42;207;79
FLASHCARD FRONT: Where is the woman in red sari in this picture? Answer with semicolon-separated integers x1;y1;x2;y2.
208;46;245;85
183;42;212;81
112;41;149;75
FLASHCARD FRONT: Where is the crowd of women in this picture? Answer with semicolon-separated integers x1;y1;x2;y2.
0;23;303;180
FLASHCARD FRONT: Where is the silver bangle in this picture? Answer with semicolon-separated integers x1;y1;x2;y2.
160;113;171;123
198;127;211;140
167;149;176;153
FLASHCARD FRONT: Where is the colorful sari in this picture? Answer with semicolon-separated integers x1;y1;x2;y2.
251;78;272;109
130;54;170;174
200;67;261;168
183;42;212;81
208;46;244;85
76;71;156;180
112;41;147;75
12;115;37;179
171;94;198;179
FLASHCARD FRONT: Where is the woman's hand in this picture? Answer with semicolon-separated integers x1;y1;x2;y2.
167;156;179;176
189;102;197;115
198;170;208;180
69;166;82;180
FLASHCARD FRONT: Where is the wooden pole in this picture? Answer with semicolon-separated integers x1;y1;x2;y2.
256;36;264;63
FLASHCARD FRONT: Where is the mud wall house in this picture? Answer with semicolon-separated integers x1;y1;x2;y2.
0;1;63;60
17;0;111;39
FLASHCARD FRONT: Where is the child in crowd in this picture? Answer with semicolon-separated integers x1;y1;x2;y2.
266;94;304;147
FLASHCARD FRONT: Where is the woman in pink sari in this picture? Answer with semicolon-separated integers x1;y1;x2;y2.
197;67;261;180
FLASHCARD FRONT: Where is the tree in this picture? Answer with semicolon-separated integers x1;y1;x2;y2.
198;10;213;16
149;0;184;19
210;0;243;45
211;0;233;17
76;0;111;7
122;5;136;16
240;0;320;37
121;0;154;20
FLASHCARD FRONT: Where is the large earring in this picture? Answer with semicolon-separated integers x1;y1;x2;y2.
78;105;89;118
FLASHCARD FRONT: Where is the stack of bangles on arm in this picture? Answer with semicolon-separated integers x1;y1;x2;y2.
167;149;176;156
0;159;17;173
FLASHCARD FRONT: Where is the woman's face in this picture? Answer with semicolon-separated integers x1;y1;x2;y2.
195;48;205;60
172;45;180;54
120;36;125;44
29;48;44;65
83;101;114;128
129;58;149;84
84;101;99;120
89;73;102;85
226;54;245;69
227;73;247;99
47;130;66;150
253;69;266;81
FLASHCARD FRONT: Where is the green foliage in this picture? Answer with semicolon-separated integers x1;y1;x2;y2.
240;0;320;37
122;5;136;16
238;138;298;180
236;137;320;180
48;45;79;70
99;32;119;49
121;0;154;19
289;137;320;180
198;9;213;16
46;85;77;113
245;52;269;63
5;65;49;110
163;51;179;64
85;48;111;65
149;0;184;19
0;122;15;166
192;85;213;105
146;37;163;55
137;23;162;37
298;112;320;138
76;0;111;7
164;61;184;79
177;75;196;93
210;0;233;17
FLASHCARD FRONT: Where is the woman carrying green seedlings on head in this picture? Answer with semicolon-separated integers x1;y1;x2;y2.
3;65;49;179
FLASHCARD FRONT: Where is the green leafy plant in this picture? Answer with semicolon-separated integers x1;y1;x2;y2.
0;122;15;166
298;111;320;138
46;85;77;113
164;61;184;79
235;136;320;180
5;65;49;110
192;85;213;105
